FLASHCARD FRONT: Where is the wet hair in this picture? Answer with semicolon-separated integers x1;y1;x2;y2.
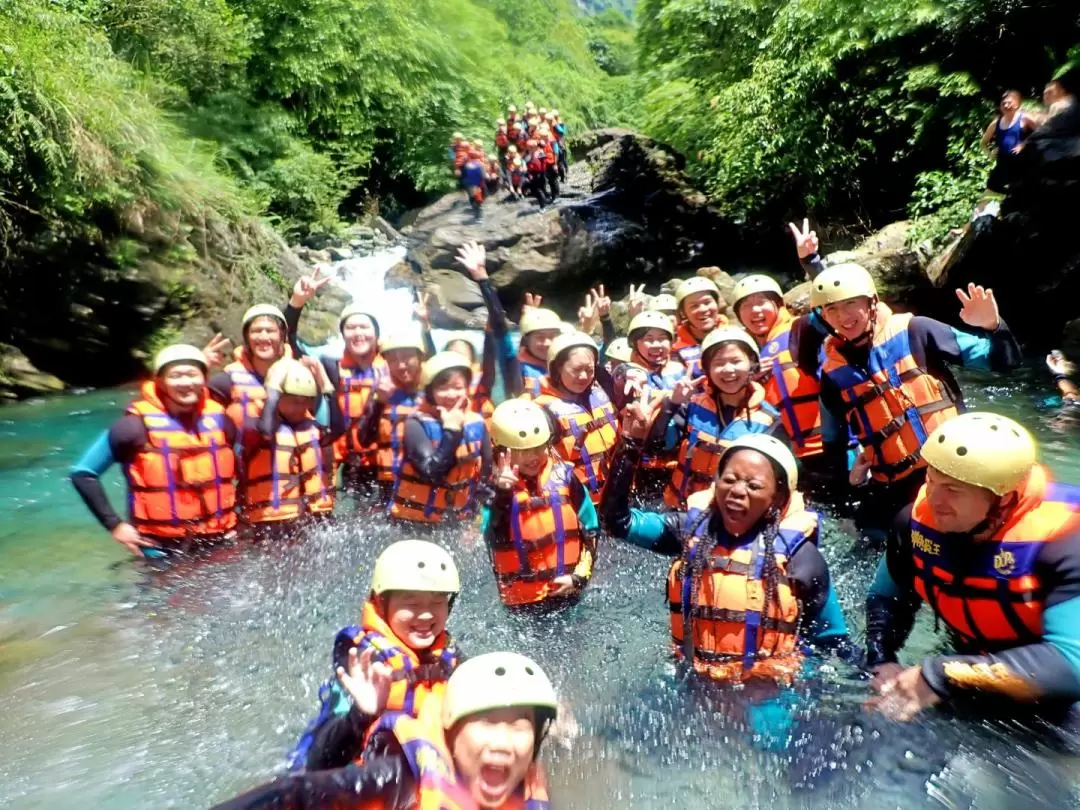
682;452;790;664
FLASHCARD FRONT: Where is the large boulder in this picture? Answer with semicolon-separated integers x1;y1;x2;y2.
388;130;745;326
820;220;934;311
926;102;1080;344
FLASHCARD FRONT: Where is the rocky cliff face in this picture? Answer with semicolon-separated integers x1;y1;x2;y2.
385;129;746;327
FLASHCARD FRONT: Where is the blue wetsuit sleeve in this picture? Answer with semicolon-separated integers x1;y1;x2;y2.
800;254;827;280
71;430;115;477
577;489;600;534
807;584;849;644
910;316;1022;373
315;394;331;427
599;437;682;555
787;541;848;645
69;418;145;531
499;332;521;398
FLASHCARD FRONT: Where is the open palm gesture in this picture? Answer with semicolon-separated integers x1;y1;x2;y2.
956;283;1000;331
336;647;393;716
455;240;488;281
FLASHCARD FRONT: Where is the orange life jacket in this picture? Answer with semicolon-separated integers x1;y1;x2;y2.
241;420;334;523
376;389;424;483
758;310;823;458
390;408;486;523
362;698;550;810
910;465;1080;650
534;379;618;503
223;345;292;430
821;305;958;483
669;487;815;682
335;353;389;466
468;363;495;421
664;382;780;508
671;320;728;378
352;600;459;716
495;128;510;149
518;347;546;398
123;382;237;539
489;458;584;606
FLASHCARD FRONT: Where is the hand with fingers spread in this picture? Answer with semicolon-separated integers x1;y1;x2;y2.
438;395;469;432
201;333;231;369
627;283;648;319
522;292;543;314
455;240;488;281
414;290;432;325
621;386;662;439
1047;351;1074;378
336;647;393;717
290;264;334;308
263;358;291;392
956;283;1000;331
671;375;705;406
866;665;940;722
494;453;520;490
592;285;611;319
788;218;820;260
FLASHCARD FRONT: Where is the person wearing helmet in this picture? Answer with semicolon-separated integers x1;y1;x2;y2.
536;124;559;200
212;651;556;810
288;539;463;772
351;324;431;505
627;310;685;391
649;292;678;324
516;303;563;396
207;303;293;431
604;336;633;371
484;399;599;607
532;331;619;504
461;146;487;222
814;263;1021;537
70;344;239;557
865;413;1080;721
505;144;525;199
507;104;519;129
452;137;471;187
602;425;849;682
551;110;568;182
672;276;730;377
237;357;343;530
494;118;510;177
649;327;783;508
388;351;491;524
524;137;550;209
283;266;391;499
732;273;831;468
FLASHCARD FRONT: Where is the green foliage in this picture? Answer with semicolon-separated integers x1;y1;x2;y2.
637;0;1080;240
587;9;638;76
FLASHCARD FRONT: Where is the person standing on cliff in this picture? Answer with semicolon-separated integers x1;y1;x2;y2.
979;89;1040;195
460;146;487;223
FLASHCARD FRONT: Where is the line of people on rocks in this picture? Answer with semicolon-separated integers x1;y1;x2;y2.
451;102;569;222
70;221;1080;809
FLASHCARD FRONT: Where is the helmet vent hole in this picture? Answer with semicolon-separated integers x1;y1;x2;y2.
495;667;506;676
832;280;840;287
418;561;426;569
525;666;535;675
518;430;527;438
990;424;999;431
937;435;946;443
440;563;447;570
956;446;968;456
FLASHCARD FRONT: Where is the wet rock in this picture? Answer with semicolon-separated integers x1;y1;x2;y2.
396;129;743;327
784;281;814;316
328;246;354;261
822;220;934;309
0;345;65;400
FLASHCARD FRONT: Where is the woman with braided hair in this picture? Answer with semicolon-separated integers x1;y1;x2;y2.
601;409;849;682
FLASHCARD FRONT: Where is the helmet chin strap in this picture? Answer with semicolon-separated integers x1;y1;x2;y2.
970;492;1018;540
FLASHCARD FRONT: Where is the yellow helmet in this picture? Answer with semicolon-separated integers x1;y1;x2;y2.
649;293;678;314
241;304;286;332
810;263;877;308
547;331;598;370
453;131;464;140
551;109;560;118
732;274;784;310
508;105;518;113
490;399;551;449
519;308;563;337
719;433;799;492
421;351;473;388
700;326;760;363
628;310;675;340
442;652;558;731
497;118;506;126
380;327;427;355
277;359;318;397
153;344;207;376
338;303;380;336
370;539;460;596
604;337;633;364
525;100;536;110
538;107;548;115
675;277;721;310
921;412;1037;496
507;145;518;154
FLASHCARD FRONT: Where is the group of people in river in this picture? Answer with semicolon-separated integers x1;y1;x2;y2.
451;102;569;221
69;218;1080;809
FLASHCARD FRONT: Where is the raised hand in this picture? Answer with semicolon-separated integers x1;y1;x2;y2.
621;386;662;439
956;283;1000;331
455;240;488;281
291;264;334;307
671;375;704;405
627;283;648;319
438;395;469;432
1047;351;1074;378
494;453;520;490
578;290;600;335
336;647;393;717
591;285;611;319
867;665;941;722
300;356;331;394
375;375;396;404
788;218;820;260
201;333;231;369
414;290;432;325
522;292;543;314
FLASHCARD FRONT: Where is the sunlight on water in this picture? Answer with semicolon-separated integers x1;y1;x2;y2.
1;255;1080;808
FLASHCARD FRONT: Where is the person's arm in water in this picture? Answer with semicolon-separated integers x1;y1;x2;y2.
211;732;414;810
569;474;599;586
1047;352;1079;403
599;436;683;555
920;529;1080;706
304;702;376;771
786;538;849;647
400;414;463;482
864;505;924;668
